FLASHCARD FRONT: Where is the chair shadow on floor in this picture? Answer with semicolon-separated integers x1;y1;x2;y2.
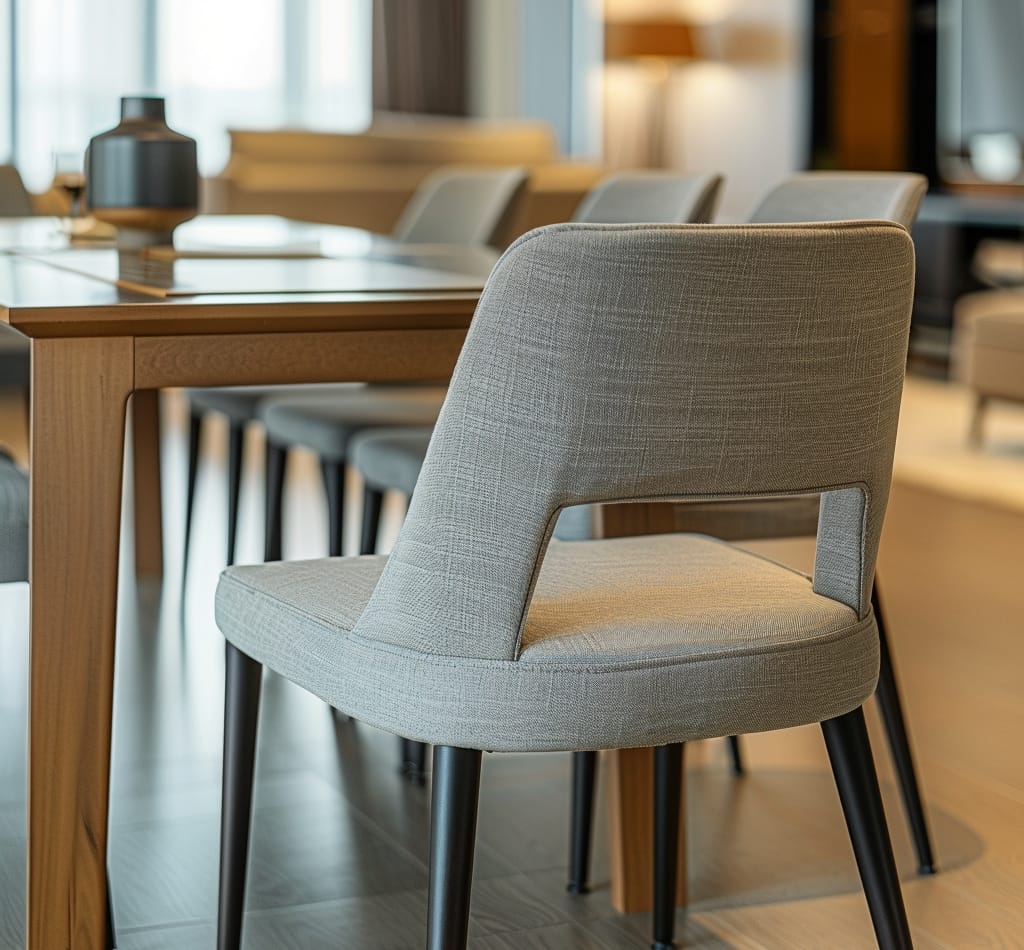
673;767;984;913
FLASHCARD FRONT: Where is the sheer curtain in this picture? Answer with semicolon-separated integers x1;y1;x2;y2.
7;0;371;191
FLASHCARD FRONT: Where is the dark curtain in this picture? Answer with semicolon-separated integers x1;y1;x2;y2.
372;0;468;116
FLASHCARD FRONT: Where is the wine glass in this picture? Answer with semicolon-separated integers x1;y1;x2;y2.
52;150;87;218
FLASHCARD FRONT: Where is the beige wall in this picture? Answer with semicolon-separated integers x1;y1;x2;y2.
606;0;809;220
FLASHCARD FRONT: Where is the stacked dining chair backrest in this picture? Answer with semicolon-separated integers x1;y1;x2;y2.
353;220;916;662
390;166;530;247
571;170;722;225
748;171;927;227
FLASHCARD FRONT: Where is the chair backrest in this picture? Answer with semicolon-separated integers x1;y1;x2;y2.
572;171;723;225
0;165;33;217
354;222;917;661
748;172;927;229
391;166;529;247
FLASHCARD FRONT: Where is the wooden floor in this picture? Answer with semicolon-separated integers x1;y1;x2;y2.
0;388;1021;948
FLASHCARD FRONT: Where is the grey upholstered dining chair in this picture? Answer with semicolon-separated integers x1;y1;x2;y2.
180;166;529;585
215;220;917;950
348;171;937;889
255;170;724;779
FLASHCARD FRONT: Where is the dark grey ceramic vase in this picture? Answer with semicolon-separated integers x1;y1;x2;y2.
87;96;198;246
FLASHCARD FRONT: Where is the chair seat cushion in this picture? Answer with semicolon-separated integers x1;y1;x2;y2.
215;534;878;751
260;387;448;460
188;384;350;423
351;427;432;495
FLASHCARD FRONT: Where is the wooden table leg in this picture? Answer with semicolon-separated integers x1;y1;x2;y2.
28;337;133;950
131;388;164;578
606;747;687;913
600;502;687;914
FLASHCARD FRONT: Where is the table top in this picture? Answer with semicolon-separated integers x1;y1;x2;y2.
0;216;492;338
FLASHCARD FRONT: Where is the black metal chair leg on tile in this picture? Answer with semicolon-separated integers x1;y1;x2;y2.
322;459;346;557
726;735;744;775
218;643;264;950
399;736;428;785
360;484;384;555
427;746;482;950
653;743;683;950
226;421;245;565
873;586;935;875
182;409;202;585
567;750;598;894
822;707;913;950
264;442;286;562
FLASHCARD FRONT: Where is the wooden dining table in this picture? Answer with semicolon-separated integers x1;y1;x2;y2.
0;215;682;949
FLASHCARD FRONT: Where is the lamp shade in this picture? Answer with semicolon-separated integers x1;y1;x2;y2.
604;20;697;61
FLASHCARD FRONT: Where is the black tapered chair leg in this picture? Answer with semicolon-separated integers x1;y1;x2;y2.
264;442;287;562
726;735;744;776
182;410;202;586
218;642;264;950
822;706;913;950
653;743;683;950
226;421;245;565
873;585;935;875
427;746;482;950
360;484;384;555
567;750;598;894
321;459;346;558
106;870;116;949
399;736;429;785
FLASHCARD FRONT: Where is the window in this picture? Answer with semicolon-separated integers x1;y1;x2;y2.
5;0;371;191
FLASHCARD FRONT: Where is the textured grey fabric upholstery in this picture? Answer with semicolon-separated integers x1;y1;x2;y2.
572;171;722;225
668;171;927;542
391;166;529;248
261;387;447;461
217;221;916;751
0;450;28;584
748;172;926;228
217;535;876;750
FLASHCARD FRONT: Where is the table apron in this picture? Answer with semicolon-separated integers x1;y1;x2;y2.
133;328;469;389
